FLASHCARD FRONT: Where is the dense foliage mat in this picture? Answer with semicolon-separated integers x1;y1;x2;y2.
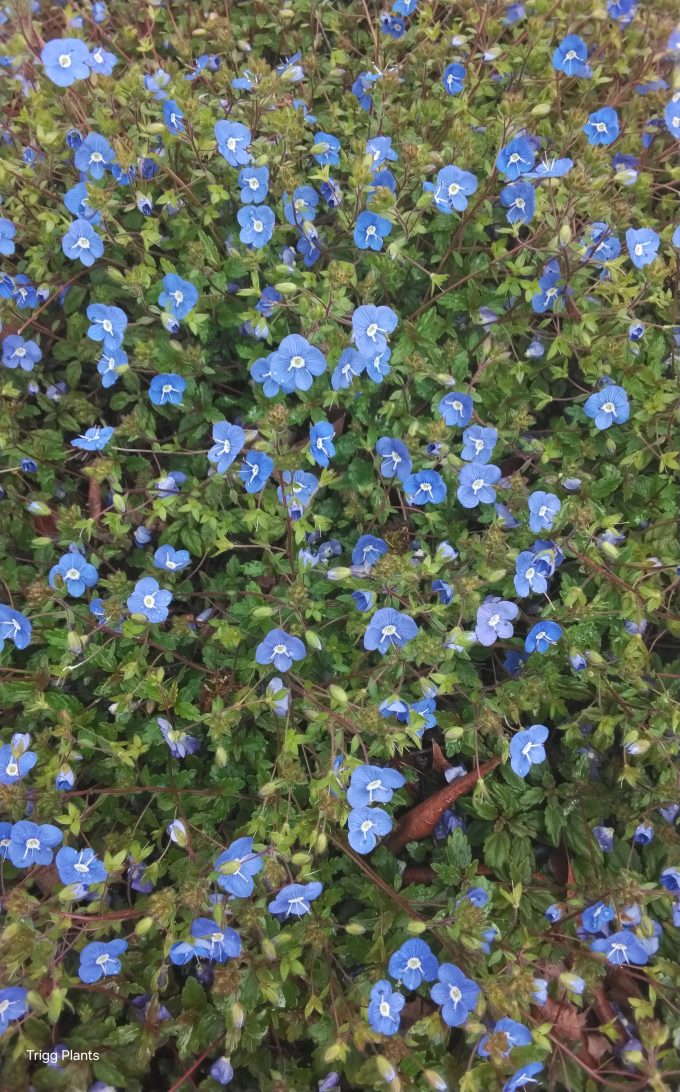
1;0;680;1089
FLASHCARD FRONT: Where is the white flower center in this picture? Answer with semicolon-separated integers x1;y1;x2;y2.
172;291;183;304
6;761;18;777
59;54;72;68
379;1001;391;1016
635;244;643;256
472;479;484;492
526;567;535;580
449;986;462;1003
102;320;113;333
26;838;40;850
227;138;236;151
381;624;397;637
290;355;305;369
360;820;373;833
273;643;288;655
90;152;104;163
143;594;156;609
162;383;172;394
96;954;111;967
366;323;378;338
406;957;422;970
366;225;376;237
66;568;80;581
77;236;90;249
602;401;615;414
15;347;26;357
253;219;263;232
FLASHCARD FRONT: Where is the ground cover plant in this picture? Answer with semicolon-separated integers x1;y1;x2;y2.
0;0;680;1089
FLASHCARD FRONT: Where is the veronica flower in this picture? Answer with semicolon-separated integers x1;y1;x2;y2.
2;335;41;371
62;219;103;266
430;964;480;1027
404;469;447;505
78;940;127;982
255;628;306;672
208;421;245;473
552;34;590;77
192;918;241;962
626;227;660;269
215;836;262;897
442;62;466;95
584;385;630;429
127;578;173;622
524;620;562;653
584;107;619;145
56;847;107;886
475;598;518;645
49;552;98;596
496;136;536;179
509;725;548;777
457;463;501;508
41;38;91;86
388;939;439;989
367;980;405;1035
215;120;252;166
8;820;62;868
347;764;405;807
438;391;473;426
347;806;392;853
268;881;323;917
364;608;418;654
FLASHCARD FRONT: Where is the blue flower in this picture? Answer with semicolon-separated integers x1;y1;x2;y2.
238;205;275;248
364;608;418;654
8;820;62;868
584;107;619;146
87;45;117;76
238;165;269;204
8;276;38;309
432;579;453;604
277;470;318;518
41;38;91;86
161;99;184;135
127;577;173;622
71;426;114;451
49;552;98;596
475;598;518;645
78;939;127;982
352;590;375;612
584;385;630;429
0;824;12;860
2;335;41;371
438;391;473;426
169;941;196;965
240;451;274;493
191;918;241;962
457;462;501;508
347;764;405;807
255;628;306;672
367;980;405;1035
158;718;200;758
461;425;497;462
98;347;127;387
0;605;31;650
591;930;649;965
55;766;75;790
0;986;29;1035
0;218;15;256
633;820;654;845
270;334;327;392
210;1058;234;1085
524;156;573;180
509;724;548;777
381;12;406;37
352;70;380;111
62;219;103;266
74;132;114;179
208;421;246;473
552;34;590;77
87;304;127;349
64;183;100;223
583;899;616;933
354;210;392;251
375;436;412;481
593;825;614;852
525;620;563;653
496;136;536;179
215;836;262;898
425;166;478;213
626;227;660;269
404;469;447;505
153;545;191;572
348;806;392;853
283;185;319;225
149;373;186;406
430;964;480;1027
442;62;466;95
528;491;560;533
514;551;549;597
312;132;340;166
502;1064;546;1092
309;420;336;467
665;96;680;140
660;867;680;892
500;182;535;224
158;274;198;319
364;347;392;383
56;846;107;886
531;261;564;312
268;881;323;917
0;743;36;785
388;939;439;989
215;120;252;166
479;1018;532;1058
352;305;398;356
